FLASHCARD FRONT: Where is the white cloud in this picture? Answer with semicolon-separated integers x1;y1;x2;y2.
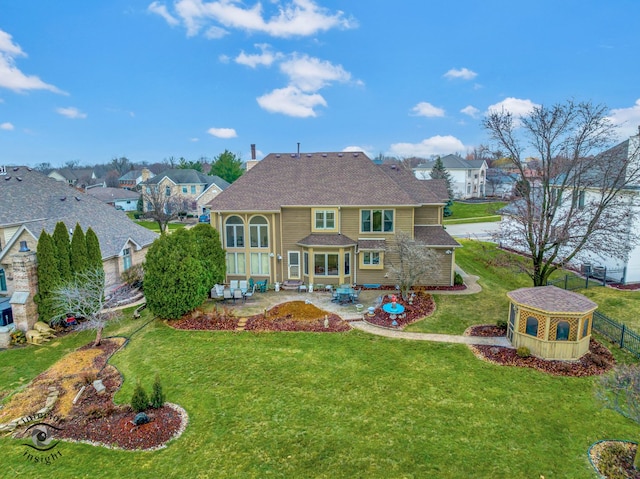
444;67;477;80
204;25;228;38
343;145;373;158
486;97;538;117
257;86;326;117
0;122;14;130
460;105;480;118
280;54;351;91
154;0;355;38
235;44;282;68
411;101;445;118
190;137;199;142
0;28;65;94
56;107;87;119
389;135;466;158
207;127;237;138
148;1;180;26
608;99;640;138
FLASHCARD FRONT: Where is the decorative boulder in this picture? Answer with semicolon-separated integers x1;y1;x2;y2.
133;412;150;426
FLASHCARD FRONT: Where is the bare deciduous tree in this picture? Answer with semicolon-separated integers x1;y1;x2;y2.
51;269;131;347
596;364;640;469
141;185;191;233
483;100;640;286
388;231;441;300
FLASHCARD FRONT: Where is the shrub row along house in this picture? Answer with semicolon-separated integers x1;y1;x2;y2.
0;166;158;332
207;151;460;288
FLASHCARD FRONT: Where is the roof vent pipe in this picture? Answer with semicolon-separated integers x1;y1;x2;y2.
19;241;30;252
297;142;300;159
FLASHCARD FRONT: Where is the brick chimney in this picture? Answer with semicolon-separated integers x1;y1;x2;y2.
141;168;152;182
246;144;259;171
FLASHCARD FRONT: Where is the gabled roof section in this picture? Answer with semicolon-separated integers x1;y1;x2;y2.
141;168;230;190
414;225;460;247
416;154;486;170
0;167;158;260
118;169;143;181
208;152;446;212
87;187;140;202
297;233;357;247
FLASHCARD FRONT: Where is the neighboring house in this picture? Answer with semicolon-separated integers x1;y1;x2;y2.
48;167;97;189
141;169;230;216
87;187;141;211
413;154;488;199
499;129;640;284
0;166;159;299
486;169;518;198
207;151;460;287
118;168;154;190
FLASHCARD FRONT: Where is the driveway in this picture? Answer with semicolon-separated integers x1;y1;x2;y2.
445;221;500;241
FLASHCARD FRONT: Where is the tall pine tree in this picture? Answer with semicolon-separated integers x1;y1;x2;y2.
85;227;103;274
191;223;226;290
430;157;454;199
70;223;88;274
52;222;72;283
34;231;61;322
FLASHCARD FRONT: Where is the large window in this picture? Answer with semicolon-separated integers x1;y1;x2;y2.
525;316;539;337
182;186;188;194
250;252;270;275
362;252;380;265
122;248;132;272
361;209;394;232
288;251;300;279
225;216;244;248
249;216;269;248
226;252;246;274
582;317;590;338
556;321;570;341
191;185;196;194
314;210;336;230
165;186;171;196
344;252;350;276
314;253;339;276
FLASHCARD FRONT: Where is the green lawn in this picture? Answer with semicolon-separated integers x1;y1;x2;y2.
443;201;506;224
1;244;639;478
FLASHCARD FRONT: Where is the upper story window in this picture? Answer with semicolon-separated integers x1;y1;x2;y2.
182;186;188;194
191;185;196;194
122;248;132;271
225;216;244;248
165;186;171;196
361;209;394;233
313;209;337;232
249;216;269;248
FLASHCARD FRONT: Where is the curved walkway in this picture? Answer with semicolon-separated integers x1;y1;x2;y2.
351;320;512;347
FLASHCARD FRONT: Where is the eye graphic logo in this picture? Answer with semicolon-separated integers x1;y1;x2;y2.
23;423;62;451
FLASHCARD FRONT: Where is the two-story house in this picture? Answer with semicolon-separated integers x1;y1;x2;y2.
413;154;487;199
118;168;154;190
207;152;460;287
141;169;229;216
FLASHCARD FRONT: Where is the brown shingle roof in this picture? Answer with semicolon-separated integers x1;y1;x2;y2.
357;239;386;250
207;152;447;212
297;233;357;247
507;286;597;313
414;226;460;247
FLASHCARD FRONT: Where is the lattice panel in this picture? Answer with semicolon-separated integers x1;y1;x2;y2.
549;317;578;341
518;309;547;339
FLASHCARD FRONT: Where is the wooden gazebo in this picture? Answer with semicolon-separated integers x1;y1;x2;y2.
506;286;597;360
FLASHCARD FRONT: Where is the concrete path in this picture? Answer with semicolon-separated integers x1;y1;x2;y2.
351;320;513;347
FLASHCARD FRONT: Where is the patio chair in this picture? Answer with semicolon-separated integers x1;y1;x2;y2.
233;288;243;302
239;280;248;294
223;288;233;301
350;288;361;303
212;284;225;299
249;278;255;289
230;280;239;291
257;279;268;292
243;284;256;302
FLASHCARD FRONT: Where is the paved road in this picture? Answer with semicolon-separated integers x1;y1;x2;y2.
445;222;500;241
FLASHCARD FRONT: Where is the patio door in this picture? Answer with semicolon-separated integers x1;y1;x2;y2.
288;251;300;279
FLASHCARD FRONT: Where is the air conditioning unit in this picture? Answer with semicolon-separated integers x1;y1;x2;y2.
581;264;592;274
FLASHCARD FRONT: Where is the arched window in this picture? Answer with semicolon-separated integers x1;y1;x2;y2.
525;316;538;337
225;216;244;248
250;216;268;248
556;321;570;341
582;318;590;338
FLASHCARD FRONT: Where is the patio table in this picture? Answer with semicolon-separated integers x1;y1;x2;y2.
335;287;354;304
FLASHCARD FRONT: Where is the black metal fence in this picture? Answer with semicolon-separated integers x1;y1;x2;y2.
547;275;597;291
593;311;640;359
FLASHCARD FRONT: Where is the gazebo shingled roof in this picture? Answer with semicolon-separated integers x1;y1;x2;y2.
507;285;597;314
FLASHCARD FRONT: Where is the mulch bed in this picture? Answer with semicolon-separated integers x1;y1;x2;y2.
245;301;350;332
359;284;466;292
589;441;640;479
466;325;615;377
12;338;187;451
168;301;351;332
364;293;436;329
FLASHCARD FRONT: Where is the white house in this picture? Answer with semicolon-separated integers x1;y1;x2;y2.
413;154;487;199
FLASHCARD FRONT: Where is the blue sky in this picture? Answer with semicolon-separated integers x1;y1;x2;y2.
1;0;640;167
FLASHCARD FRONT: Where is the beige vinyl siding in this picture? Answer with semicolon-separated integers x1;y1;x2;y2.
280;207;312;282
3;226;19;247
414;205;441;225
